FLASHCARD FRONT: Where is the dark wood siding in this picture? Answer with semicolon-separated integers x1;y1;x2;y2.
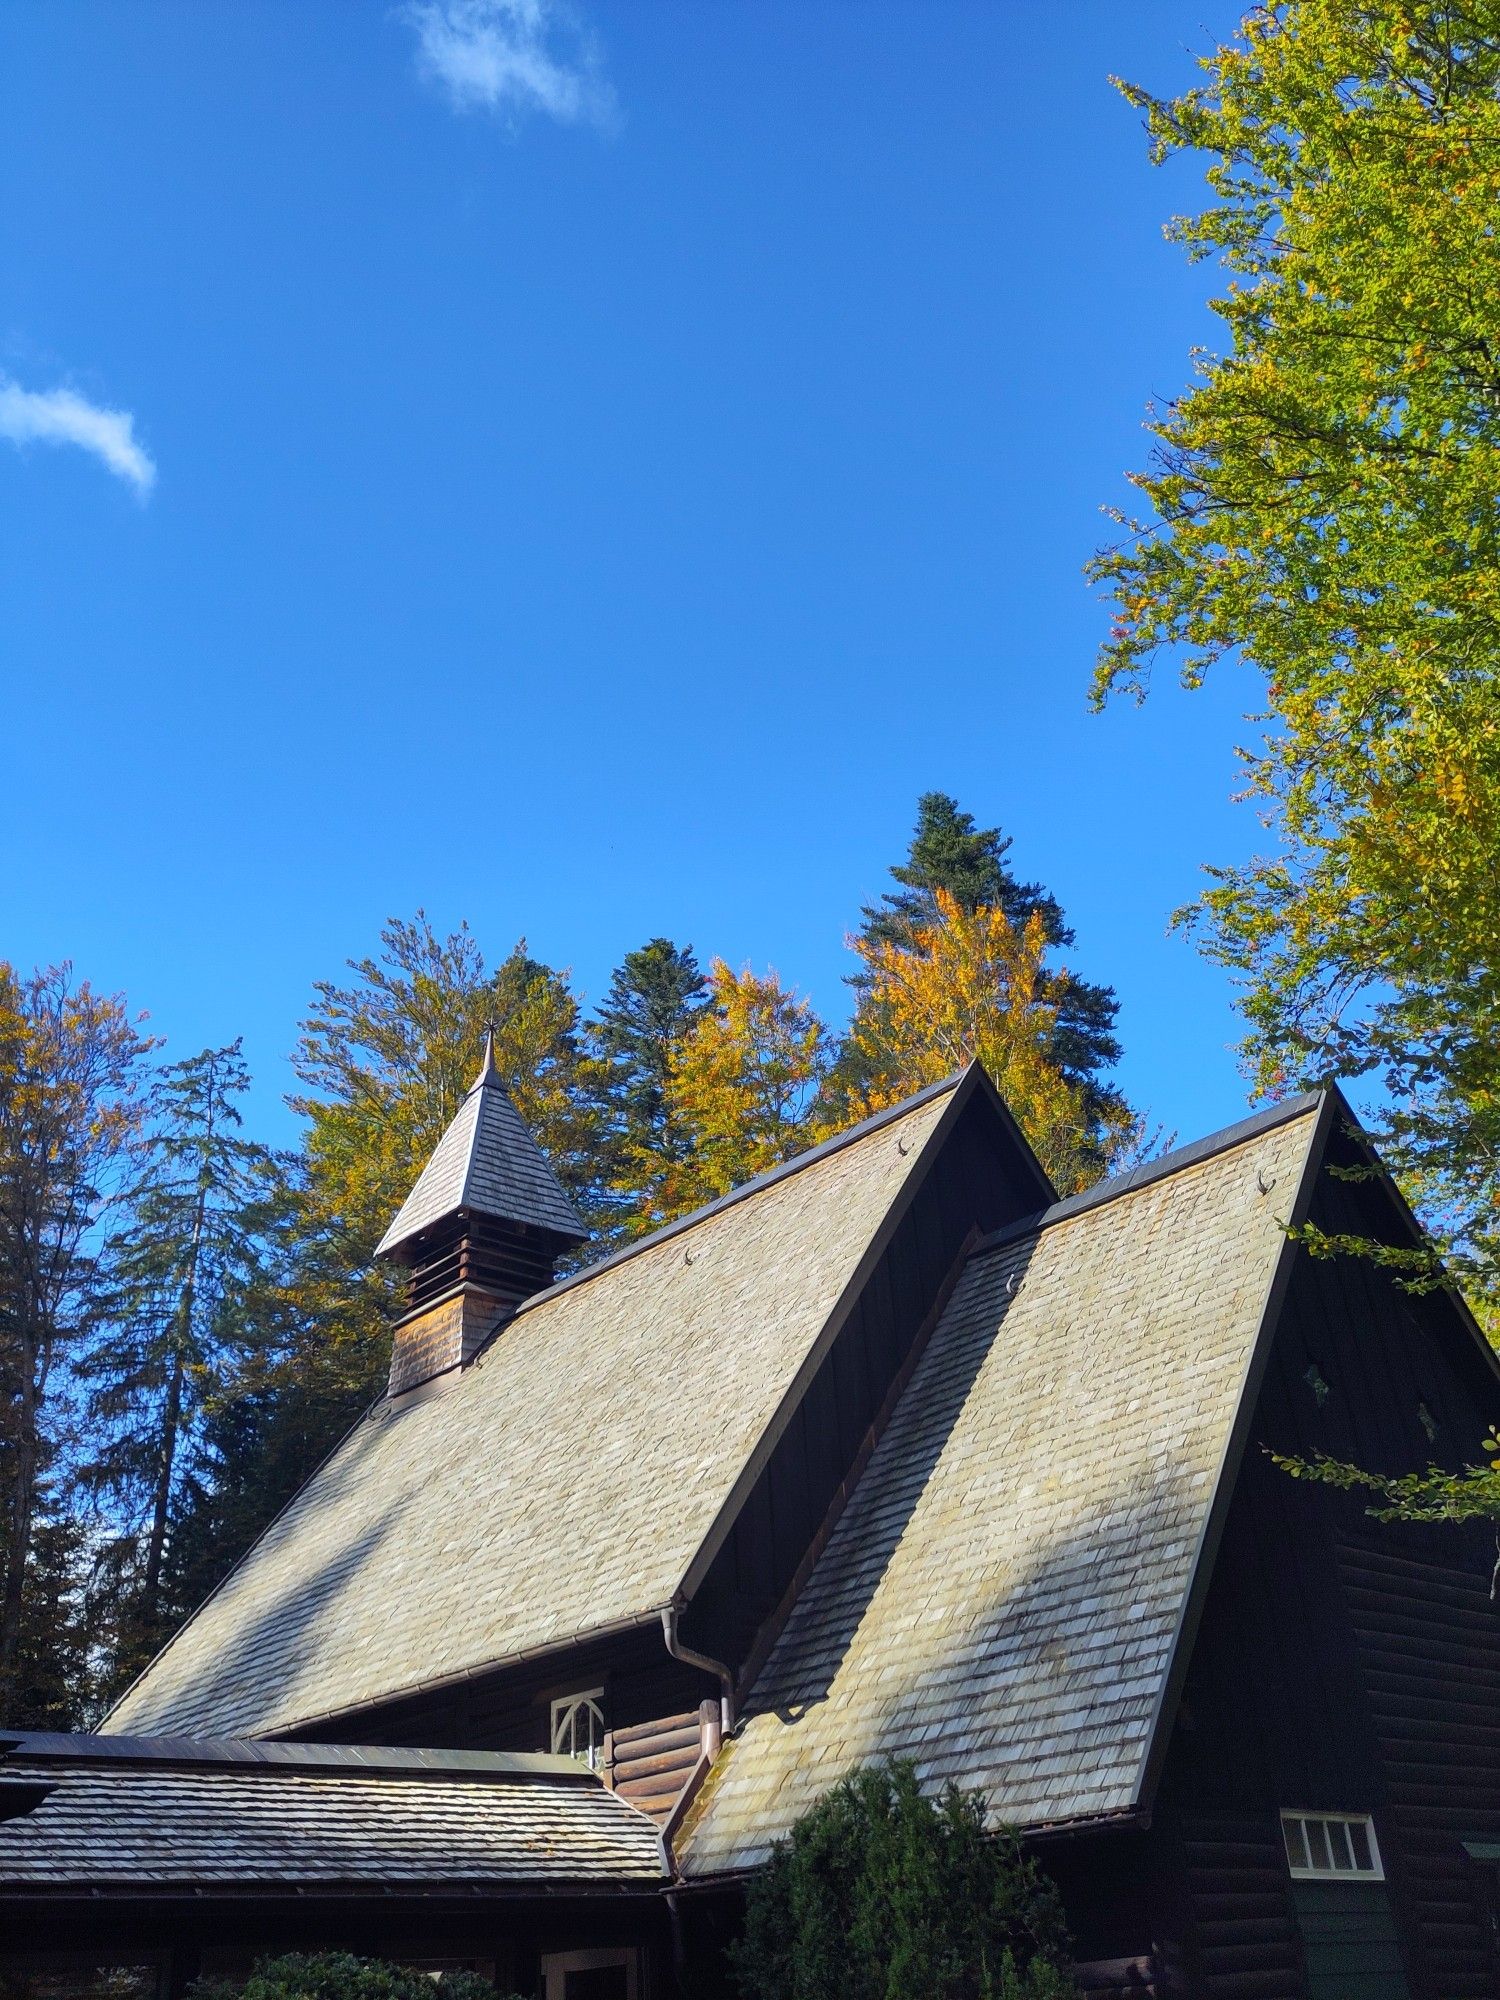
1337;1536;1500;1999
1148;1121;1500;2000
608;1710;702;1821
291;1625;713;1758
1176;1809;1306;2000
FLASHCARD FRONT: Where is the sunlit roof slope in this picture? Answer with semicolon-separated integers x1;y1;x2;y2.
679;1099;1324;1874
106;1080;967;1739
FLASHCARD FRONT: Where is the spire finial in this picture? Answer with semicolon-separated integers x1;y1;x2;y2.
472;1024;499;1092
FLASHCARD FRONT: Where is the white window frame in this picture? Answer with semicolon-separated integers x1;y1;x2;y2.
540;1948;639;2000
1281;1809;1384;1881
550;1687;607;1769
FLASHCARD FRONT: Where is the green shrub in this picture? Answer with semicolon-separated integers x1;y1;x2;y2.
186;1951;518;2000
729;1760;1079;2000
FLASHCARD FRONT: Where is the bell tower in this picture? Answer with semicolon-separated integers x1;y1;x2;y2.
374;1034;587;1397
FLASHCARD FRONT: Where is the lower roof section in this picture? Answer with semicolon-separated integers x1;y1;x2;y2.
0;1734;665;1897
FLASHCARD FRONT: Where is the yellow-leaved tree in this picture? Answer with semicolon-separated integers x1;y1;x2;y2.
846;889;1142;1196
281;912;608;1392
643;961;834;1223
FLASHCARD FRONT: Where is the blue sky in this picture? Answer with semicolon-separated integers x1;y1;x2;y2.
2;0;1256;1152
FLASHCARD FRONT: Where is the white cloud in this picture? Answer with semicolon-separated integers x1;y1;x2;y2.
0;376;156;496
403;0;615;128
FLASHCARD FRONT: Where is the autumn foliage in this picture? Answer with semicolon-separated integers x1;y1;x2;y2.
846;889;1138;1196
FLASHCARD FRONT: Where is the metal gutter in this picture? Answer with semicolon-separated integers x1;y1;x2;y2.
661;1606;735;1732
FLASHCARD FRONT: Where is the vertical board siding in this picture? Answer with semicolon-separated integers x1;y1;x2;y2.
1339;1536;1500;2000
1291;1879;1410;2000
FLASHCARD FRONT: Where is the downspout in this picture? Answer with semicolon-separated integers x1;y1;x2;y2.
661;1602;734;1735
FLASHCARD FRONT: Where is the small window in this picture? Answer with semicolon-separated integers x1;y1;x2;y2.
550;1688;607;1769
1281;1811;1383;1880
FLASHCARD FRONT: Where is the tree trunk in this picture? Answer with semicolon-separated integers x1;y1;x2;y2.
143;1184;206;1608
0;1342;41;1711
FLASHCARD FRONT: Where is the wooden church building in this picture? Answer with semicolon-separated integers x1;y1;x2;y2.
3;1049;1500;2000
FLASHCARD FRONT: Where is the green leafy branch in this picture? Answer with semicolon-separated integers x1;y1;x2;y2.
1269;1427;1500;1593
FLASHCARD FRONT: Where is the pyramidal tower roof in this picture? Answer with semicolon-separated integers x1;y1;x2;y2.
374;1035;587;1260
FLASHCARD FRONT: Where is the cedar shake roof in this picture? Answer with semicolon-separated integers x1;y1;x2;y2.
0;1735;663;1894
106;1079;968;1740
374;1040;585;1259
678;1098;1326;1875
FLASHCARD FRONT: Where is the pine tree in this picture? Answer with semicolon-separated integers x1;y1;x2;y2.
593;939;709;1240
855;794;1121;1094
161;1290;366;1632
8;1501;99;1730
76;1041;273;1679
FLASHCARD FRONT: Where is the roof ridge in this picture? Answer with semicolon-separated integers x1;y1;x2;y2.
969;1091;1327;1260
512;1070;969;1319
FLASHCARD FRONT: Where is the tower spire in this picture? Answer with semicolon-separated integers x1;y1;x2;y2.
472;1025;499;1092
373;1034;586;1397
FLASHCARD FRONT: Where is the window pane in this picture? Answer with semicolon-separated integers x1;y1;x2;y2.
1283;1818;1311;1872
1307;1819;1334;1872
551;1693;606;1767
1348;1821;1374;1872
1330;1821;1355;1870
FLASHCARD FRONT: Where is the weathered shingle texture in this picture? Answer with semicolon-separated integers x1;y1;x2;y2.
680;1107;1319;1875
108;1088;956;1738
376;1077;585;1255
0;1758;663;1890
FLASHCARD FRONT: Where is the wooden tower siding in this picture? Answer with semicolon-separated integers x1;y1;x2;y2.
286;1088;1042;1834
1143;1124;1500;2000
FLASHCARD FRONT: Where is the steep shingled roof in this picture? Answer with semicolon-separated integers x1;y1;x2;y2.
106;1079;968;1739
375;1042;585;1257
0;1735;663;1893
679;1099;1325;1875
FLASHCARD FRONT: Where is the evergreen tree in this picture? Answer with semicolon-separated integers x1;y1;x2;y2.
76;1041;273;1680
855;794;1121;1093
7;1502;100;1731
0;961;152;1716
593;939;708;1239
162;1309;367;1630
731;1759;1077;2000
